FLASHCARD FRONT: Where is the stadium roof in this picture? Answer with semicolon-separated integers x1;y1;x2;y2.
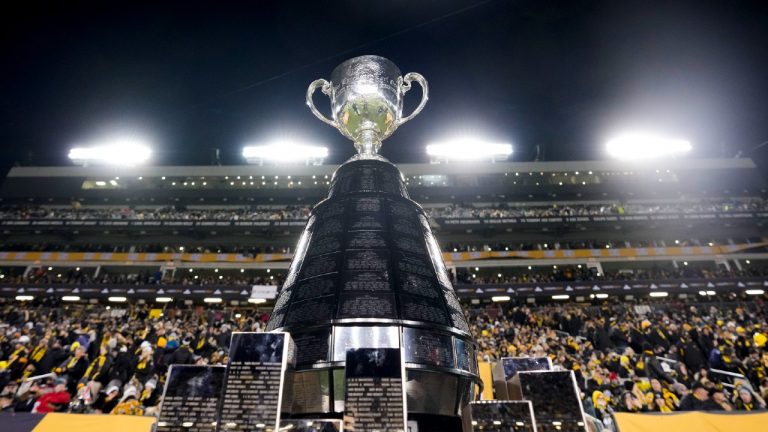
4;158;758;179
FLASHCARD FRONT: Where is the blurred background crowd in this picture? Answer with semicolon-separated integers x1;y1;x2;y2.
1;296;766;419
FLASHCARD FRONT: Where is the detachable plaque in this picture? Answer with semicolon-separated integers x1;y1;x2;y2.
338;292;396;318
219;332;296;432
301;253;341;279
286;295;336;326
493;357;552;400
403;327;455;368
293;275;338;301
292;330;331;366
290;370;331;414
347;231;388;249
332;326;400;362
157;365;226;432
406;370;458;416
454;338;477;374
463;400;537;432
399;294;450;325
345;348;407;432
343;271;391;293
279;419;343;432
516;371;587;432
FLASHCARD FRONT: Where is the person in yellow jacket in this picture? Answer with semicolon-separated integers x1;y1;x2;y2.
111;386;144;416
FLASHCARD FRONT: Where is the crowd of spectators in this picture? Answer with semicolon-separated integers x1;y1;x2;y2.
0;304;266;415
3;263;767;289
470;298;768;426
0;205;311;222
428;199;768;219
0;268;285;288
442;237;765;253
457;265;768;285
1;199;765;224
1;297;766;422
0;242;292;255
2;236;762;256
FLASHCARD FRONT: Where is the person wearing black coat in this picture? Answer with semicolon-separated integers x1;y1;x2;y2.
592;321;612;351
168;339;195;365
681;333;707;372
36;342;69;375
678;382;711;411
642;345;675;385
628;324;648;354
109;346;135;385
609;325;630;350
55;346;89;395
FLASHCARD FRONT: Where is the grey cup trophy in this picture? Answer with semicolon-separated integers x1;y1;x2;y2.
306;55;428;157
277;55;477;431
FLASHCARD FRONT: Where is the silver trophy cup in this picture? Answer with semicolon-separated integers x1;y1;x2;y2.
306;55;428;156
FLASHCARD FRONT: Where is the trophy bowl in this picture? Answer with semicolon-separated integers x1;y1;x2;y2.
307;55;428;156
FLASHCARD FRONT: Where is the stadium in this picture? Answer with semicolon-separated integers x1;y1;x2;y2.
3;2;768;432
2;154;767;430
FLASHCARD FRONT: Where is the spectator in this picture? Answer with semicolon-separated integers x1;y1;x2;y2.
678;382;710;411
31;379;70;413
111;385;143;416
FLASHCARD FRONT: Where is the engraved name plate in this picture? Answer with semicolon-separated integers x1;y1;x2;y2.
292;330;331;366
157;365;226;432
219;333;295;432
346;249;389;271
397;271;441;299
395;252;434;278
338;293;396;319
301;253;340;279
403;327;455;368
307;235;343;257
285;295;336;326
347;231;387;249
349;214;385;230
345;348;406;432
517;371;587;432
454;337;477;373
406;370;458;416
400;294;450;325
353;197;382;212
465;400;536;432
343;271;391;292
293;275;337;301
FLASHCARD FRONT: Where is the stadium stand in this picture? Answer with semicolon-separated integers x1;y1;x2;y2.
1;298;766;419
1;158;767;431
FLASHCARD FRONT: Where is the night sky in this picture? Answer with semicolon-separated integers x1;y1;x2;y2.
2;0;768;172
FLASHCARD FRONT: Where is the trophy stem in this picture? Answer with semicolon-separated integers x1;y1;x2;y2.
353;129;383;157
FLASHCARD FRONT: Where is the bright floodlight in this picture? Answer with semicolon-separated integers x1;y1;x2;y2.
606;133;691;160
426;138;512;162
242;142;328;165
68;138;152;166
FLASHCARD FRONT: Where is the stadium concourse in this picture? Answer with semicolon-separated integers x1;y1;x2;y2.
1;158;768;431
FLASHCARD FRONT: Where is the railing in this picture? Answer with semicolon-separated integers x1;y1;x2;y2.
434;211;768;227
2;279;767;301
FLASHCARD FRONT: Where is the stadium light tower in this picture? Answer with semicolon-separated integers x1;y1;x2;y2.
426;137;512;163
68;137;152;167
606;133;691;160
242;141;328;165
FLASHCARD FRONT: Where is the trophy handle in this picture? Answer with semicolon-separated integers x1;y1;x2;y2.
398;72;429;126
306;79;338;127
